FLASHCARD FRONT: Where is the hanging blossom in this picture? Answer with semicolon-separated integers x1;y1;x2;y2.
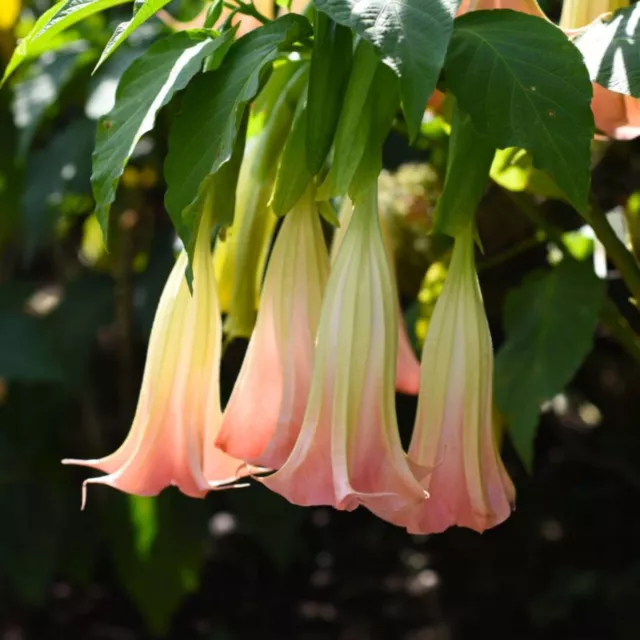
389;225;515;534
64;200;249;506
560;0;640;141
331;197;421;395
262;182;428;518
213;136;277;339
216;187;329;469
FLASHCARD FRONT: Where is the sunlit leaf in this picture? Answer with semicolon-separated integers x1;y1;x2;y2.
313;0;460;139
446;10;594;214
2;0;130;84
494;257;605;469
96;0;172;71
164;14;311;225
92;29;235;240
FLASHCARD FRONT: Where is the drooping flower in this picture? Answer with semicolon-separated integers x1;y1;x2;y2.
331;197;421;395
560;0;640;140
262;183;427;517
393;225;515;533
63;204;248;505
216;187;329;469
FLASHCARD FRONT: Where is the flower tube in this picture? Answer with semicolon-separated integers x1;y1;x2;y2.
398;226;515;533
262;183;427;518
332;197;421;395
216;187;329;469
64;200;247;505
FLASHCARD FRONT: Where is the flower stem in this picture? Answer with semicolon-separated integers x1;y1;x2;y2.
586;198;640;304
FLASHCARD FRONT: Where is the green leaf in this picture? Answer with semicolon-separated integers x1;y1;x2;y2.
96;0;173;71
2;0;131;84
92;29;235;241
434;102;494;237
494;258;605;469
0;313;64;383
445;10;594;215
313;0;460;139
164;14;311;224
306;12;352;174
272;98;312;215
574;4;640;98
316;40;380;200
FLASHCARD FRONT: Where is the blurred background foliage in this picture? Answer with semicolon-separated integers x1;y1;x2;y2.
1;1;640;639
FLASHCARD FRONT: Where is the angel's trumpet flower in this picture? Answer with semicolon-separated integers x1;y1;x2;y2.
560;0;640;140
395;226;515;533
262;183;427;518
64;203;247;505
216;187;329;469
331;197;421;395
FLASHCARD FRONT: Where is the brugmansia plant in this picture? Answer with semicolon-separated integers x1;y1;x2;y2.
3;0;640;548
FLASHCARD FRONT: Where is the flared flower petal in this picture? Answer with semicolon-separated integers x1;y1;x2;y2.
393;226;515;533
263;184;427;518
331;196;421;395
216;187;329;469
64;207;247;505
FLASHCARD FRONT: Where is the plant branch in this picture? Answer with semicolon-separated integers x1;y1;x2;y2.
586;198;640;304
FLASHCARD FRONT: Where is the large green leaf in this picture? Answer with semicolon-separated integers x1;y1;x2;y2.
313;0;459;139
446;10;594;215
2;0;130;84
494;257;605;469
574;4;640;98
92;29;235;241
164;14;311;226
96;0;172;71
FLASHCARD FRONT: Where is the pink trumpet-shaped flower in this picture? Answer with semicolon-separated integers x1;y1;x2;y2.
393;226;515;533
262;183;427;517
331;197;421;395
216;187;329;469
64;206;248;505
